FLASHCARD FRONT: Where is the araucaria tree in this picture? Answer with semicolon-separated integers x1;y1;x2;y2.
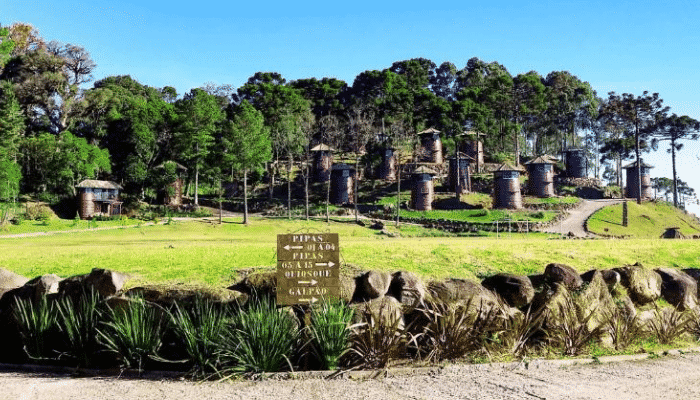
599;91;669;204
652;114;699;207
222;100;271;224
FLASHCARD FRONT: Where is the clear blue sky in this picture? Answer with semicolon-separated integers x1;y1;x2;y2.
4;0;700;215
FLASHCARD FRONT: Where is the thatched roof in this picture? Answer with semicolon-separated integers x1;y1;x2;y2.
493;163;525;172
525;156;555;165
310;144;333;152
464;130;485;137
418;127;441;135
623;160;654;169
76;180;122;190
412;166;438;175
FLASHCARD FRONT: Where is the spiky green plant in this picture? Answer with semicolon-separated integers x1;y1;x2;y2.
98;296;166;370
345;302;406;369
171;296;230;375
308;301;354;370
415;298;504;362
489;304;546;357
55;290;104;367
13;295;59;360
603;306;642;351
219;298;299;374
547;294;604;356
648;307;690;345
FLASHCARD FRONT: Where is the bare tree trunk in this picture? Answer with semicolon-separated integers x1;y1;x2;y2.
396;160;401;227
354;155;360;223
243;169;249;224
671;139;678;207
218;178;222;224
304;162;309;221
287;157;292;219
194;162;199;206
635;128;642;204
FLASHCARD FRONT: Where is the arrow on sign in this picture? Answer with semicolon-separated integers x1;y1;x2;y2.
284;244;303;251
299;297;319;304
315;261;335;268
298;279;318;286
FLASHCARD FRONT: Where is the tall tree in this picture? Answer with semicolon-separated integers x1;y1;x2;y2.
222;100;271;224
600;91;669;204
652;114;700;207
175;88;224;205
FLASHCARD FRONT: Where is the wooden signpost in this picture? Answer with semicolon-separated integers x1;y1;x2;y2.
276;233;340;306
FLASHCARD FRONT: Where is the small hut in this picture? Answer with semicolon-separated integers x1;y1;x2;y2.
661;227;685;239
411;166;438;211
330;164;355;205
623;160;654;199
464;131;485;173
447;152;474;193
378;147;396;181
76;180;123;219
310;144;333;182
564;148;587;178
525;156;556;197
418;128;443;164
493;163;524;209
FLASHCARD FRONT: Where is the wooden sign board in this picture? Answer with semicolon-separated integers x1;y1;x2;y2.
276;233;340;306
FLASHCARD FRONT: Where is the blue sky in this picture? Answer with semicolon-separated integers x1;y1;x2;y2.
3;0;700;215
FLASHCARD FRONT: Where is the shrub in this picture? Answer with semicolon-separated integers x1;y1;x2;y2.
603;305;642;351
55;290;105;367
648;307;689;345
171;296;230;375
219;298;299;374
345;303;406;369
547;294;604;356
414;298;504;362
13;296;59;360
308;301;354;370
98;296;167;370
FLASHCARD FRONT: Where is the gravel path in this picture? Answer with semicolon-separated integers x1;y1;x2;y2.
540;199;625;238
3;353;700;400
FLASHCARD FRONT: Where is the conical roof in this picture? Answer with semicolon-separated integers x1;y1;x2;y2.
412;166;438;175
310;143;333;152
622;159;654;169
418;127;441;135
448;152;475;161
525;156;555;165
493;162;525;172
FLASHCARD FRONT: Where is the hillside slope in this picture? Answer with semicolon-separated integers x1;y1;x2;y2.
587;201;700;238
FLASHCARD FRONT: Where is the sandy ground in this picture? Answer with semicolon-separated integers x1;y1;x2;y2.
3;352;700;400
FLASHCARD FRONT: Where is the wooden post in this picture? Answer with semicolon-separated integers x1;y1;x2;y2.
622;201;628;227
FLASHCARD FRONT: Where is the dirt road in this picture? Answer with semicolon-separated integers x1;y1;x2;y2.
3;352;700;400
540;199;625;238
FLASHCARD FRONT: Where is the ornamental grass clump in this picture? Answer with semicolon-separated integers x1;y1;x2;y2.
98;295;166;371
171;296;230;375
547;295;604;356
308;301;354;370
345;303;406;369
13;296;59;360
603;305;642;351
648;307;690;345
219;297;299;374
414;298;503;362
55;290;104;367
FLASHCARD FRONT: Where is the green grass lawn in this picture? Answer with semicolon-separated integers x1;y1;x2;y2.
587;201;700;238
2;217;699;289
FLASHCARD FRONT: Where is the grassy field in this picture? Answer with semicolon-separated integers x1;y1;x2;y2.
587;201;700;238
2;217;699;288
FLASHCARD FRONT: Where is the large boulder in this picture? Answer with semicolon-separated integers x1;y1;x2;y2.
227;271;277;300
581;269;620;291
125;285;247;307
0;273;63;314
614;264;662;306
576;271;617;333
682;268;700;297
353;270;392;302
0;268;29;293
544;263;583;290
427;278;517;320
655;268;698;311
58;268;129;300
387;271;426;311
350;295;404;330
481;273;534;308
